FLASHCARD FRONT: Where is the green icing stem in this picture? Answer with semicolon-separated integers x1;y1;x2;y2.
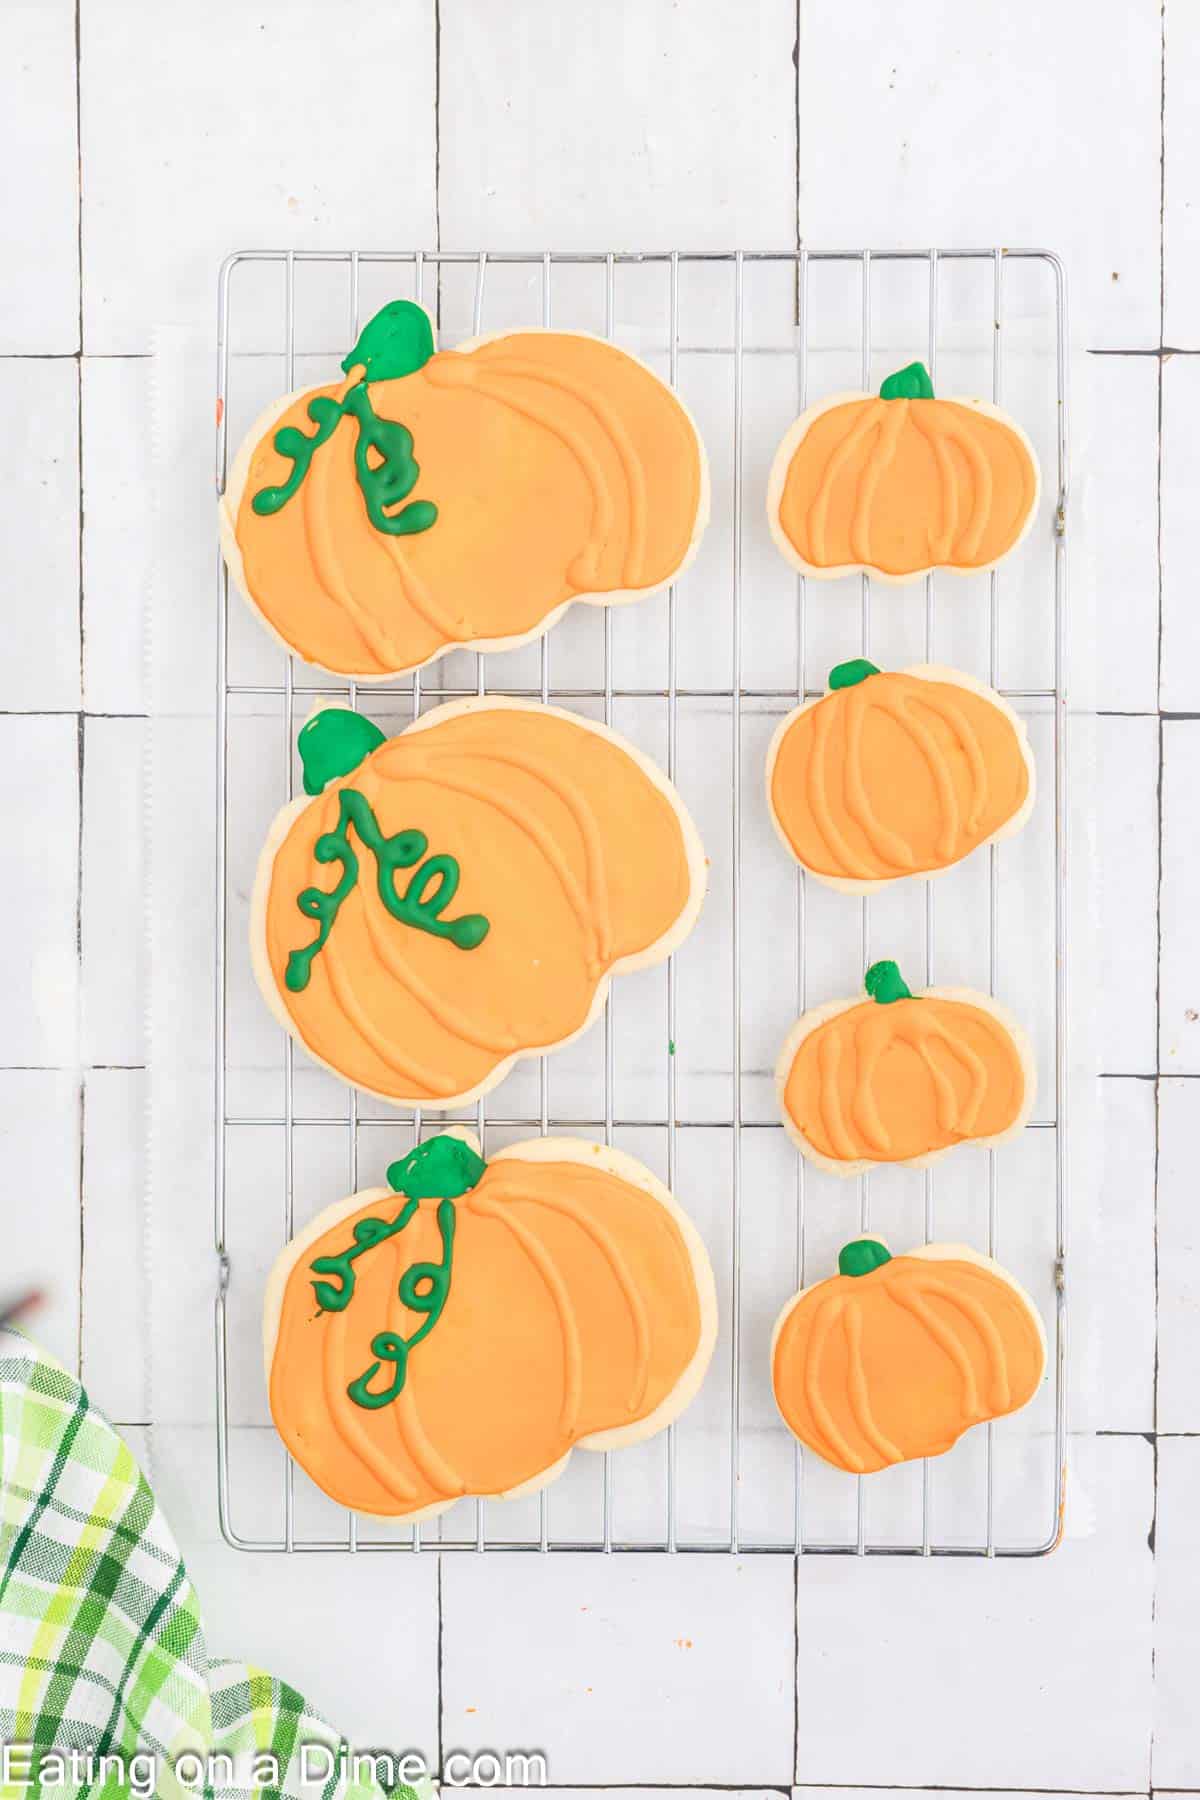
838;1238;893;1277
251;301;438;535
863;959;913;1004
829;657;880;690
388;1135;487;1201
297;709;386;796
285;788;489;993
879;361;935;401
342;300;436;382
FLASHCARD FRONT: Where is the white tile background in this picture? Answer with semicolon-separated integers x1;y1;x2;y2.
1;0;1193;1789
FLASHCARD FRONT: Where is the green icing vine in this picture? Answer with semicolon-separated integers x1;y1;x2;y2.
251;300;438;536
307;1135;468;1411
346;1199;456;1411
310;1199;419;1315
285;788;490;994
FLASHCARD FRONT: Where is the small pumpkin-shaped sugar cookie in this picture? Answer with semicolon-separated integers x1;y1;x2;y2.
766;658;1034;892
219;299;709;679
767;361;1040;584
264;1132;718;1518
252;698;706;1109
772;1235;1046;1474
776;959;1033;1175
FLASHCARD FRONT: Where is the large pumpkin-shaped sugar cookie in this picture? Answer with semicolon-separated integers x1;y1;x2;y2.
264;1132;718;1518
766;658;1034;892
767;361;1040;584
252;699;706;1108
772;1235;1045;1474
219;299;708;679
776;959;1033;1175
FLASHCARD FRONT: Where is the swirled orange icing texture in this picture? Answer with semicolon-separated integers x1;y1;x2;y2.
234;333;703;676
770;672;1030;881
772;1252;1044;1473
268;1157;705;1515
776;396;1037;576
262;706;696;1103
782;994;1026;1164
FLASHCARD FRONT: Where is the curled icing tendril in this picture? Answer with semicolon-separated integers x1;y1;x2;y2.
251;394;344;515
285;788;490;994
251;378;438;537
346;1199;457;1410
309;1197;419;1313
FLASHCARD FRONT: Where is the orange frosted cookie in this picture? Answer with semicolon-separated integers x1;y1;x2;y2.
220;299;708;679
264;1131;718;1518
252;699;706;1109
767;361;1039;583
766;659;1034;893
776;960;1034;1175
771;1235;1045;1474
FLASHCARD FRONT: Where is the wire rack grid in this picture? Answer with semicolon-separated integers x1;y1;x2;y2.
213;246;1069;1557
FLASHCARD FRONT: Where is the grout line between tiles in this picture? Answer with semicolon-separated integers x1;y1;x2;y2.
1149;4;1166;1773
74;713;85;1373
76;1074;85;1379
73;0;85;1384
0;1063;145;1073
1159;0;1167;356
791;1549;800;1781
459;1787;795;1794
433;0;442;333
74;0;83;693
791;30;803;1775
0;352;152;361
188;1781;1155;1792
436;1554;444;1782
0;711;149;719
1089;346;1196;357
792;0;801;326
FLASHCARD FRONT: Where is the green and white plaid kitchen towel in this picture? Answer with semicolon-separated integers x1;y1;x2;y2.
0;1329;427;1800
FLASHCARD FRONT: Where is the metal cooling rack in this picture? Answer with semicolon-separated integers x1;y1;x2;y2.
213;247;1069;1556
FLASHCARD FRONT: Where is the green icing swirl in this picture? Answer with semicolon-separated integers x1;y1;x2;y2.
251;301;438;534
307;1134;470;1410
345;1198;457;1411
285;788;490;993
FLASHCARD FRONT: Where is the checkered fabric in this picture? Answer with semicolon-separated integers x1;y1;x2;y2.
0;1330;425;1800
